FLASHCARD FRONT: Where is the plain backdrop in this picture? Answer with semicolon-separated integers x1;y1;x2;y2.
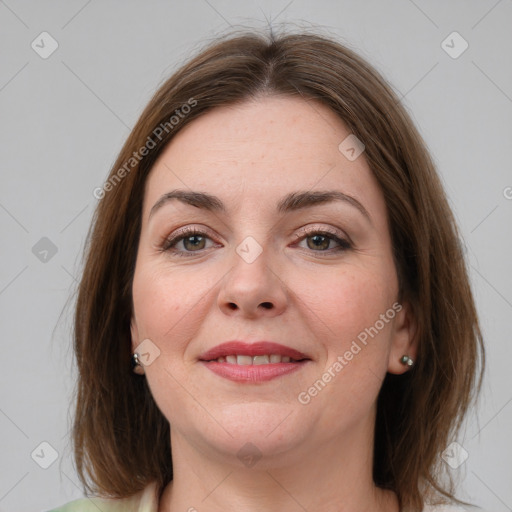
0;1;511;511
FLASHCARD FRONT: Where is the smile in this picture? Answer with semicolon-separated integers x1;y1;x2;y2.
198;341;311;382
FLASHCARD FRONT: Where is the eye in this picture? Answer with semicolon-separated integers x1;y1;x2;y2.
160;225;351;258
161;227;219;257
293;227;351;254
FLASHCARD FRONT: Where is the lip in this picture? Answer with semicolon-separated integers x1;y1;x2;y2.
198;341;309;361
198;341;311;383
200;360;309;382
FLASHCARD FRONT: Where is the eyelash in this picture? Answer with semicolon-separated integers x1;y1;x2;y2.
160;226;352;258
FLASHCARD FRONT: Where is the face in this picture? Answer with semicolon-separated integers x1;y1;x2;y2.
130;95;415;467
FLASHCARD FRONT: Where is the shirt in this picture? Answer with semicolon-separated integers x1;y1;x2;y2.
47;481;159;512
46;483;474;512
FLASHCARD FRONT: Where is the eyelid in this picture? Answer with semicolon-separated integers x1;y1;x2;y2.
292;224;352;251
294;224;351;243
169;224;216;239
159;224;220;253
294;224;346;238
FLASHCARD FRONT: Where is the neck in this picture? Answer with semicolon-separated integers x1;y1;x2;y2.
158;418;398;512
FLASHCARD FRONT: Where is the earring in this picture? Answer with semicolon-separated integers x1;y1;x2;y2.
132;353;145;375
400;355;414;367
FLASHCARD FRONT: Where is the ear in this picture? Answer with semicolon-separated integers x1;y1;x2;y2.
387;301;418;375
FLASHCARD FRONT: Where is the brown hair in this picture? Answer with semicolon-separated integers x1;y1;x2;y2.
71;28;484;511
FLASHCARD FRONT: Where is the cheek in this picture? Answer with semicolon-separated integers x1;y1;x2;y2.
296;262;397;401
298;264;397;346
131;264;210;421
300;266;397;407
131;262;206;351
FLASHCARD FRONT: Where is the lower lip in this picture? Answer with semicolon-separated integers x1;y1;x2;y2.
200;361;309;382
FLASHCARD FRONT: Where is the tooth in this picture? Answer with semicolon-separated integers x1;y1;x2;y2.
237;355;253;365
253;355;270;365
220;354;295;365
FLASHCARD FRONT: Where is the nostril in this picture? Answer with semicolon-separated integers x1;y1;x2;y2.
260;302;273;309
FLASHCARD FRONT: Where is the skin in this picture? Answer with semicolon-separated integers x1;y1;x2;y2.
130;95;417;512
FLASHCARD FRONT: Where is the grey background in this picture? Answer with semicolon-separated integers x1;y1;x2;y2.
0;1;511;511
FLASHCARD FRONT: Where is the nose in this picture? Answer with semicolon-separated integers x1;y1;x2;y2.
217;244;288;319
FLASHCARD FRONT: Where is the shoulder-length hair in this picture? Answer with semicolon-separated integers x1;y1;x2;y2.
71;28;484;512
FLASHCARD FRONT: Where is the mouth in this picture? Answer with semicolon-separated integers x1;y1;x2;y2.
198;341;311;382
205;354;303;364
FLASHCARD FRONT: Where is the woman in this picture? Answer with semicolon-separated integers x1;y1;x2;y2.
50;29;484;512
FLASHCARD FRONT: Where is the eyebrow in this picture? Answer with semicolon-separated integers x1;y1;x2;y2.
149;189;371;223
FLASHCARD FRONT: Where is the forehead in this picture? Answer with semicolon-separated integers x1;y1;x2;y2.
142;95;385;218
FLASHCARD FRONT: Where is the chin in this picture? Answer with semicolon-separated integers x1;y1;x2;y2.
187;402;311;467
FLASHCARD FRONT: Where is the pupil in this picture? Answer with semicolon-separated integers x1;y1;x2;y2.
309;235;328;250
185;235;205;250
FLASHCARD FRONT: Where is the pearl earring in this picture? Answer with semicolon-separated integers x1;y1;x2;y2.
400;355;414;367
132;353;145;375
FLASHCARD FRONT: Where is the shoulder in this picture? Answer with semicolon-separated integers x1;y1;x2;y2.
46;482;159;512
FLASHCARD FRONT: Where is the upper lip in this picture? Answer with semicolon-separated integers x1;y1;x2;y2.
199;341;310;361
